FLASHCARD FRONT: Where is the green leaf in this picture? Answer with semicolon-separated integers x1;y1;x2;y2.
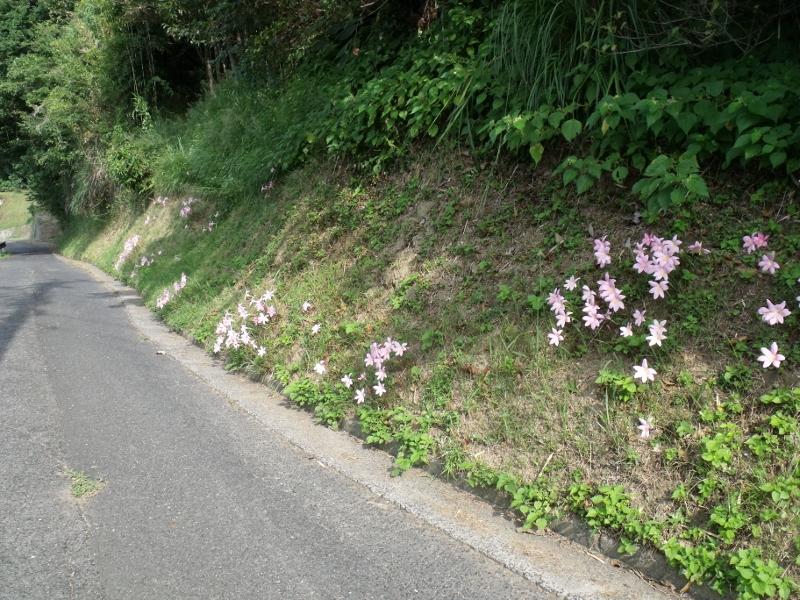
611;166;628;184
675;112;698;135
547;110;564;128
676;156;699;178
685;174;709;198
770;151;787;168
644;155;672;177
575;174;594;195
560;119;582;142
705;81;725;97
529;143;544;165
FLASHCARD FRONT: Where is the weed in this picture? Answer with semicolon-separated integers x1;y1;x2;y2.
65;469;103;499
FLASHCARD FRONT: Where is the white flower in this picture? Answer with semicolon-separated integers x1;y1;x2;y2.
313;360;326;375
646;320;667;347
547;328;564;346
633;359;656;383
757;343;785;369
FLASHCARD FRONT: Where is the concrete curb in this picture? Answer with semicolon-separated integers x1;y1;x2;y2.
62;255;685;600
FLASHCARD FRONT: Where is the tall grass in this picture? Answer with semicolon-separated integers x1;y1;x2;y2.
150;71;337;202
490;0;644;110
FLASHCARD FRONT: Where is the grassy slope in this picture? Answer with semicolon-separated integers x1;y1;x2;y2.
61;151;800;597
0;191;31;237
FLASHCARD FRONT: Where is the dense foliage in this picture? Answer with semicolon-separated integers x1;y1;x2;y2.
1;0;799;219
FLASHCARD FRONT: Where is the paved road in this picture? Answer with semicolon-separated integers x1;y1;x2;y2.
0;245;547;599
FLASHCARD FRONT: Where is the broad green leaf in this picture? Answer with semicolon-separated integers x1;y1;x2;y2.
676;156;699;177
547;110;564;129
560;118;582;142
675;112;698;135
575;174;594;195
685;174;709;198
644;154;672;177
769;151;787;168
529;143;544;165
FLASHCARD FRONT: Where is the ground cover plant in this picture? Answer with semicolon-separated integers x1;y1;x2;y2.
61;149;800;597
4;0;800;597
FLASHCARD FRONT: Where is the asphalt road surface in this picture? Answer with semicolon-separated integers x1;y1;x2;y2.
0;243;549;599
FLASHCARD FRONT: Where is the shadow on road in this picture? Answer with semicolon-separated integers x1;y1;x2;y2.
0;281;68;365
87;290;146;308
3;240;55;255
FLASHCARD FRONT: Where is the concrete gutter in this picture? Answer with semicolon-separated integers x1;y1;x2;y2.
61;255;682;600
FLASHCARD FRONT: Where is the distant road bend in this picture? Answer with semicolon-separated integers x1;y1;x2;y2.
0;242;550;599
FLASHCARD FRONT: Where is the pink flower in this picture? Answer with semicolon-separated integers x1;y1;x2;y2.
115;235;141;271
593;237;611;268
224;329;240;349
547;328;564;346
564;276;580;291
648;280;669;300
688;241;710;255
373;382;386;397
633;309;646;327
633;359;657;383
547;288;566;313
633;251;653;275
375;367;387;381
582;310;603;330
619;324;633;337
391;341;408;357
759;253;780;275
758;300;791;326
555;310;572;328
641;233;657;247
597;273;623;307
354;389;366;404
213;338;223;354
313;360;326;375
757;343;785;369
262;290;275;301
743;232;769;254
341;374;353;388
646;320;667;347
637;418;653;439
